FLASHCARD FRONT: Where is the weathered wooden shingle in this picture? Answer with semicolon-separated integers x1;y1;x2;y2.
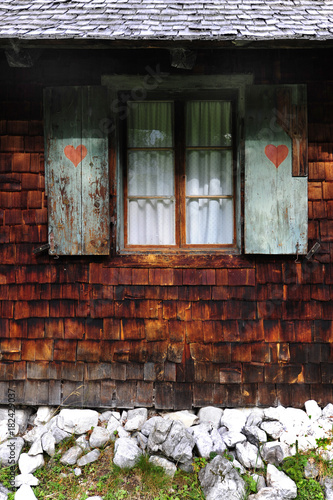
0;0;333;41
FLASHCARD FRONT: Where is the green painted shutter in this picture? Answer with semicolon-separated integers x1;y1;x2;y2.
44;86;109;255
245;84;308;255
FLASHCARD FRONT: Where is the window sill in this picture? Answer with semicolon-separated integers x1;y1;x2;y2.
103;251;255;269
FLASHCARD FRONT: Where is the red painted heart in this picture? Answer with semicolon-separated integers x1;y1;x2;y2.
265;144;289;168
64;145;87;167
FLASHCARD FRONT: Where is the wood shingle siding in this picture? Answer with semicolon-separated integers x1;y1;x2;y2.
0;47;333;408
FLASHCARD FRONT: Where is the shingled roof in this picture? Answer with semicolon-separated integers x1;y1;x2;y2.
0;0;332;41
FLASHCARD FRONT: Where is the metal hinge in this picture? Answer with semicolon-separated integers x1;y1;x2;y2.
33;243;50;255
306;242;321;260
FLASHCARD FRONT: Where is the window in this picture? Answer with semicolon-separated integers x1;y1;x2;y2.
124;98;236;249
44;77;308;257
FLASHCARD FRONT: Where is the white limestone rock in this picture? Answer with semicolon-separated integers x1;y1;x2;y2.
76;435;91;452
230;458;245;475
236;441;264;469
113;437;142;469
124;408;148;432
296;435;317;452
60;446;83;466
199;455;246;500
148;420;195;465
190;423;226;458
248;487;284;499
164;410;199;428
149;455;177;477
23;425;48;444
0;420;19;443
246;409;265;427
315;416;333;434
281;408;310;435
99;410;113;423
12;409;32;434
243;426;267;447
34;407;54;426
74;467;82;476
77;449;101;467
198;406;223;428
220;409;247;433
58;409;99;435
0;484;9;498
106;413;122;439
14;473;39;487
322;403;333;419
147;418;173;450
221;431;247;448
0;437;24;466
89;427;110;449
304;460;319;479
304;400;322;421
28;438;43;456
252;473;266;491
14;484;37;500
321;477;333;500
49;417;72;444
263;406;286;422
141;416;164;437
260;441;290;465
41;431;56;456
133;431;148;451
266;464;297;499
18;453;44;475
117;426;130;439
279;430;299;450
260;421;284;440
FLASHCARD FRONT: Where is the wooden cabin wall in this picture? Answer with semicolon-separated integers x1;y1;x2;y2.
0;47;332;409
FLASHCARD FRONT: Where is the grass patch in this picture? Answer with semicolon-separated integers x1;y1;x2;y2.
1;441;205;500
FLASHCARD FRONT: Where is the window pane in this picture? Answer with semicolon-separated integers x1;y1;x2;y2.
186;199;233;244
127;101;173;148
186;101;232;147
128;199;175;245
186;150;233;196
128;151;174;196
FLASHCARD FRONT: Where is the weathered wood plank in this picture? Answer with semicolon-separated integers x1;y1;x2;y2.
44;86;109;255
81;87;110;255
245;84;308;255
44;87;82;255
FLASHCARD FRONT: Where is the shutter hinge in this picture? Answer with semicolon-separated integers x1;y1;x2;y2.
33;243;50;255
306;242;321;260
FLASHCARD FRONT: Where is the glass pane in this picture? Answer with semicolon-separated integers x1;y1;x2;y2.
186;150;233;196
128;199;175;245
128;151;174;196
186;101;232;147
186;198;233;245
127;101;173;148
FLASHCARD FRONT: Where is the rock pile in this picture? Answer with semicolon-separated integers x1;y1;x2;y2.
0;400;333;499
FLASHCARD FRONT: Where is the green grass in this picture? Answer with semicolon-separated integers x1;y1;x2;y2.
0;441;205;500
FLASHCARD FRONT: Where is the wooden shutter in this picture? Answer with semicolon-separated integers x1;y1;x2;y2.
245;84;308;255
44;86;109;255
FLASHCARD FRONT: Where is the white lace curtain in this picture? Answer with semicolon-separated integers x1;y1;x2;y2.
127;100;233;246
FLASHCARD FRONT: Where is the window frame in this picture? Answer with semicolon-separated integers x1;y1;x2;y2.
123;94;238;250
102;74;254;255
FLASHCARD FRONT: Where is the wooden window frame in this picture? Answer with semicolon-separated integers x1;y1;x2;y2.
102;74;254;255
122;94;238;251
